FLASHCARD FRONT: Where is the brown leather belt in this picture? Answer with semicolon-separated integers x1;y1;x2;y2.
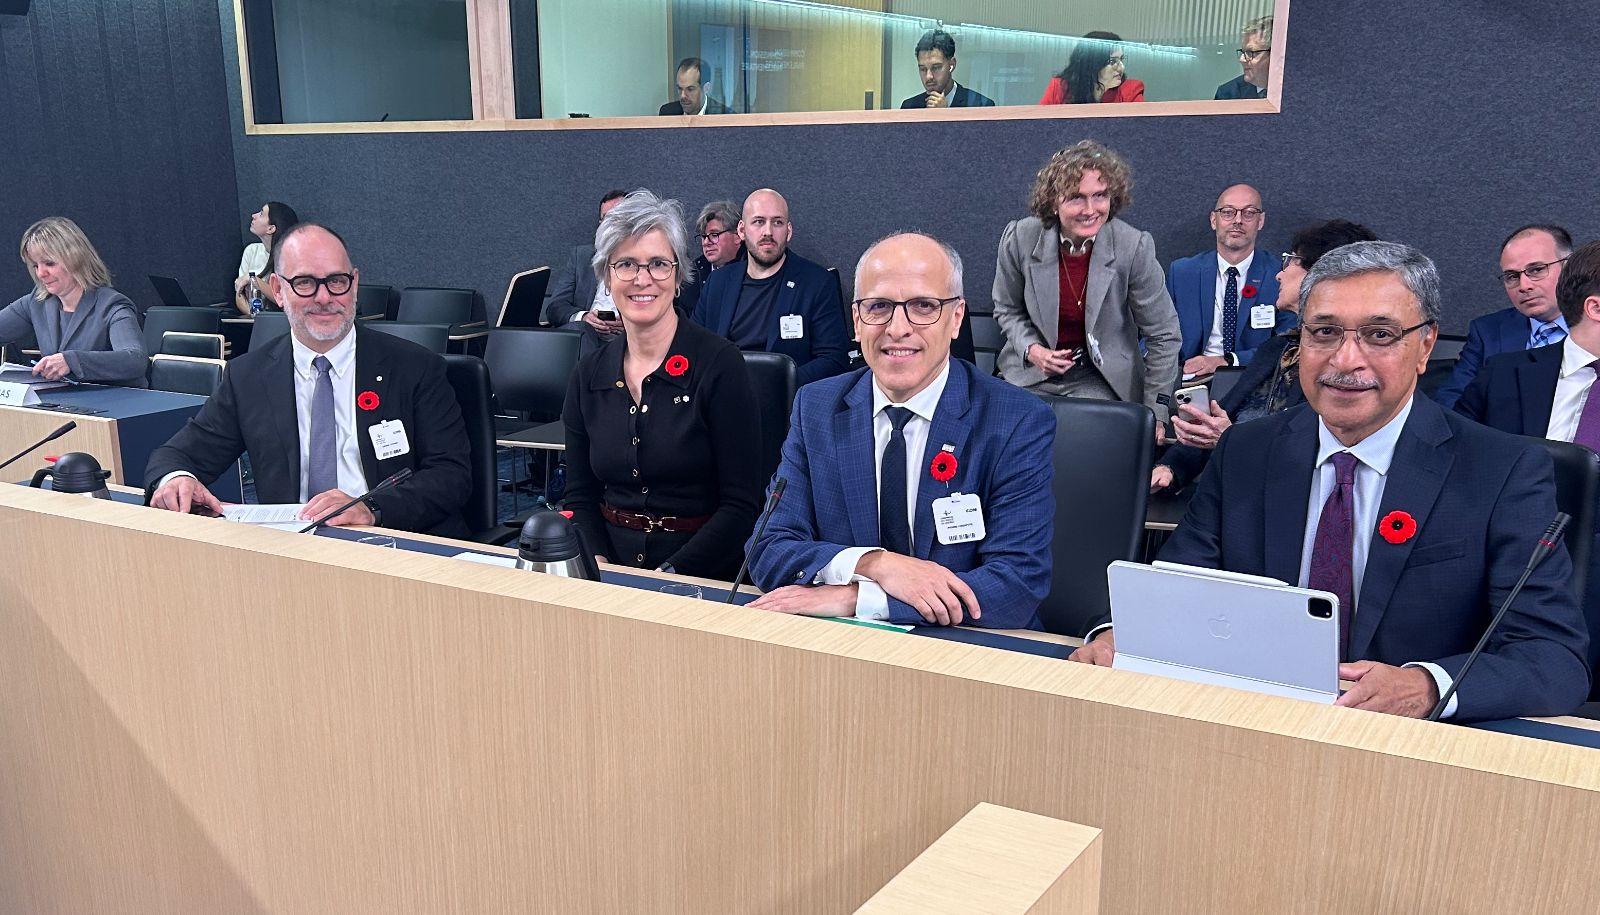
602;503;711;533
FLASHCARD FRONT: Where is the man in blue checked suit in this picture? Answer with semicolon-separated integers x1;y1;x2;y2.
1434;224;1574;409
1169;184;1289;375
748;232;1054;629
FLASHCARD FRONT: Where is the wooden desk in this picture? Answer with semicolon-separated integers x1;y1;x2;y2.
5;486;1600;914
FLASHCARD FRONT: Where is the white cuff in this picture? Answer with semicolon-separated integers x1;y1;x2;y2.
1408;661;1457;719
1085;622;1113;642
854;582;889;621
817;546;878;586
157;470;198;490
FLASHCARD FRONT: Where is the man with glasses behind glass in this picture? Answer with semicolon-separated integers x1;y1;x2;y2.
1435;224;1575;409
1215;16;1273;100
745;232;1054;629
145;223;472;535
1074;241;1589;722
676;199;746;316
1169;184;1288;375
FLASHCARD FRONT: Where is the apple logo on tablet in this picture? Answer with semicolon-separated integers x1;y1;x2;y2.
1207;615;1232;639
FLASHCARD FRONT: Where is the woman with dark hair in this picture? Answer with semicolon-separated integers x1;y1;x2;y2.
232;201;300;314
562;189;763;579
1039;31;1145;104
1;217;147;386
1151;219;1380;493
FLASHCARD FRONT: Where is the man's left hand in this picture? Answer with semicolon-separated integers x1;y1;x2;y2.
300;489;376;527
749;584;857;617
32;353;70;381
1334;661;1439;718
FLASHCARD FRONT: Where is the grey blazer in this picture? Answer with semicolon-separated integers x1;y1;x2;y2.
991;216;1181;421
0;286;148;387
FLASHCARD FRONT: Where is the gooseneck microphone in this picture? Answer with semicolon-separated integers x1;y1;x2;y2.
296;467;414;533
1427;512;1570;721
0;420;76;473
724;477;787;604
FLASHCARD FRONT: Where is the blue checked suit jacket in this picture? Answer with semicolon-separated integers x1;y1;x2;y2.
748;358;1055;629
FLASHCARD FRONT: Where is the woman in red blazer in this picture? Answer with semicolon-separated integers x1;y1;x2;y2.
1040;31;1146;104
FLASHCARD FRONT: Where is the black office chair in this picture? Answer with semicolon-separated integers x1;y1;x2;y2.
969;313;1004;377
148;355;224;396
397;287;477;325
141;306;222;357
159;331;225;359
1535;438;1600;701
249;311;290;351
741;351;797;485
496;267;551;328
1432;333;1468;362
485;327;584;510
442;354;512;544
358;283;395;321
1419;358;1458;398
367;322;450;353
1037;396;1155;636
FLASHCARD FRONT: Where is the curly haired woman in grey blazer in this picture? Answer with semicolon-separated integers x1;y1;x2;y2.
1;217;147;387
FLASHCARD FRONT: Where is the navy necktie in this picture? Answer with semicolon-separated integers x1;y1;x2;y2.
1308;451;1359;660
1221;266;1240;358
879;407;914;556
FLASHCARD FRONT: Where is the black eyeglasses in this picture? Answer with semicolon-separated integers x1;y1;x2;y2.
609;258;678;281
1300;320;1435;350
1500;257;1569;288
1280;252;1304;269
1237;47;1270;61
275;272;353;297
696;229;733;244
853;297;959;326
1213;206;1264;222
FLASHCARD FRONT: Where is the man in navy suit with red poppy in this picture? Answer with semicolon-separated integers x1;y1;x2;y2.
747;232;1054;629
1075;242;1589;722
1168;184;1289;375
145;224;472;535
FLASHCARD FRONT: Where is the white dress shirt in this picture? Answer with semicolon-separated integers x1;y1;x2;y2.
815;365;951;619
1296;398;1457;717
290;330;368;501
1544;337;1600;444
1203;251;1255;358
237;242;268;279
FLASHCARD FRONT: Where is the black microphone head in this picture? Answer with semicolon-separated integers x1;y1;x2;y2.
47;452;110;494
43;420;76;442
518;509;585;563
1547;512;1571;543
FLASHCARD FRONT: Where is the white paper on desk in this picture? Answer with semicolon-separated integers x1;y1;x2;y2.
452;551;519;568
222;504;308;525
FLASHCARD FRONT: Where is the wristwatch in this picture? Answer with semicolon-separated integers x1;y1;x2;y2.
362;497;384;526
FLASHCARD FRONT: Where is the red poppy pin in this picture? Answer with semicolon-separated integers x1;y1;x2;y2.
929;450;958;483
664;354;689;377
1379;510;1417;545
357;390;380;411
1241;284;1259;298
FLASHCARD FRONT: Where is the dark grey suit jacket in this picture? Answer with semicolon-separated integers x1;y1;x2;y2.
0;286;147;386
543;244;600;326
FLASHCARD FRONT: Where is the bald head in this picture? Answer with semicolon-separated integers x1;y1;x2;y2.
852;231;966;403
275;223;352;277
1210;183;1265;259
739;188;794;273
853;232;963;299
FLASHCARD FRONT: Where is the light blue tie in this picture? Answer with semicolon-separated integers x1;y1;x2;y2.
307;355;338;496
1532;321;1566;349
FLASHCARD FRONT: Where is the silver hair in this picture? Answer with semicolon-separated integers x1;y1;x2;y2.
1243;15;1272;43
1298;240;1443;324
591;189;696;290
697;199;741;234
852;231;964;299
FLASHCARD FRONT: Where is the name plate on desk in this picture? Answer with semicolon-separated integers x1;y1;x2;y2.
0;381;42;406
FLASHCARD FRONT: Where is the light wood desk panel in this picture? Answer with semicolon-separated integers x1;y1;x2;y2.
0;404;120;480
2;486;1599;914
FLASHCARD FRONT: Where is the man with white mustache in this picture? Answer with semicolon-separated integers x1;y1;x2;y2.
690;188;851;386
1074;242;1589;723
146;223;472;535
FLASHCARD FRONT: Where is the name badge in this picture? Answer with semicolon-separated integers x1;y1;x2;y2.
1249;303;1277;330
369;418;410;460
932;492;986;545
779;314;804;339
0;381;41;406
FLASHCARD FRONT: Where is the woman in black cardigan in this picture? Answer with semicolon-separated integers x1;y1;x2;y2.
562;189;762;580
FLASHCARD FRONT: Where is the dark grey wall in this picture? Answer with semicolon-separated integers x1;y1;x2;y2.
215;3;1595;331
0;0;240;310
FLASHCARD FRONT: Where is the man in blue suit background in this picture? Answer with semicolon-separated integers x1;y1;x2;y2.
1434;224;1573;409
690;188;850;386
1168;184;1290;375
1074;241;1589;722
748;232;1054;629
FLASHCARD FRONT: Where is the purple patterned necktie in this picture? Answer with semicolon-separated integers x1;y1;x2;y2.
1572;362;1600;454
1308;451;1359;660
